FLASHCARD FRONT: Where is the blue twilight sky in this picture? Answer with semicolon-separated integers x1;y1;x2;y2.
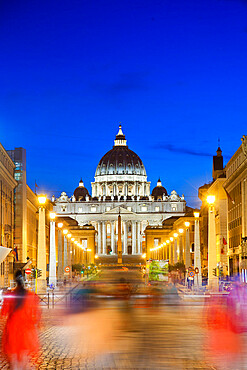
1;0;247;207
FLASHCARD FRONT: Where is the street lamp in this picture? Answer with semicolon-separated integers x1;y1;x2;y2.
184;221;191;268
207;195;215;205
85;248;92;278
49;212;56;287
207;195;218;289
37;194;47;292
194;211;202;287
57;222;63;281
63;229;69;278
173;234;178;263
178;229;184;263
38;195;47;206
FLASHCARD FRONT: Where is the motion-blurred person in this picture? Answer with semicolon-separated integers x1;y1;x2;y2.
1;269;41;369
227;280;247;333
205;283;245;369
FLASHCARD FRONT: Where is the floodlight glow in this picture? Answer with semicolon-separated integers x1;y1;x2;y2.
207;195;215;204
50;212;56;220
38;195;47;205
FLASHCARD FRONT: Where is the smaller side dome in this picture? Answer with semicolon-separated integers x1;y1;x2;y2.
152;179;168;199
73;179;90;201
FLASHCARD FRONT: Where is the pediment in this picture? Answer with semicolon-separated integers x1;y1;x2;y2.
104;206;135;215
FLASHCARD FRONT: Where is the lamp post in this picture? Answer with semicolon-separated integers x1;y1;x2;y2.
194;211;202;287
207;195;218;289
173;233;178;264
57;222;63;281
178;229;184;263
184;222;191;268
63;229;68;280
85;248;92;278
49;212;56;287
169;237;174;264
37;195;47;292
67;233;72;279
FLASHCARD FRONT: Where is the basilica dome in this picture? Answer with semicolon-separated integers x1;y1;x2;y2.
95;126;147;177
152;179;168;199
73;179;89;201
92;126;150;198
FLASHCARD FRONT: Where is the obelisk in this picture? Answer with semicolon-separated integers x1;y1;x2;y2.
117;210;122;264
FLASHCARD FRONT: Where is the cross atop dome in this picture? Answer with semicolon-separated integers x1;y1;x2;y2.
114;124;127;146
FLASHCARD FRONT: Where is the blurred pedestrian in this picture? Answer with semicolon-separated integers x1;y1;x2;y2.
1;269;41;369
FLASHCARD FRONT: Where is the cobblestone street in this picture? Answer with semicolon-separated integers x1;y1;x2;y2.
0;302;235;369
1;268;247;369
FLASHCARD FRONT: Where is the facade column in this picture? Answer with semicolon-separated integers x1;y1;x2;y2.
194;216;202;287
102;221;106;255
185;225;191;268
68;239;72;279
63;236;68;271
57;227;63;281
208;200;218;289
179;234;183;263
137;222;141;254
173;238;178;264
49;218;56;287
37;206;46;292
132;221;137;254
98;222;102;254
169;240;173;264
71;241;75;266
166;244;169;260
111;221;115;254
123;221;128;254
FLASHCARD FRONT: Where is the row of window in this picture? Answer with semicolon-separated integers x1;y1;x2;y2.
226;153;243;178
229;217;242;230
61;204;177;213
229;234;242;249
61;204;178;213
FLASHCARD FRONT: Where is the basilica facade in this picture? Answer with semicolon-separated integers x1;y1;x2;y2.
54;126;186;257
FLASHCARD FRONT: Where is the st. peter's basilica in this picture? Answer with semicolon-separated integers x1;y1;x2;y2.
54;126;186;257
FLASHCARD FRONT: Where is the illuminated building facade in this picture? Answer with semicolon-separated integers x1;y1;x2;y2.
54;126;186;260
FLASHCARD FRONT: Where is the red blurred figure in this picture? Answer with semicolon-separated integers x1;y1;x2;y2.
205;282;247;367
1;270;41;369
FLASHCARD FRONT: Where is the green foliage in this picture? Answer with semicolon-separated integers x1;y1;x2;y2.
72;263;83;272
169;262;186;273
72;263;98;276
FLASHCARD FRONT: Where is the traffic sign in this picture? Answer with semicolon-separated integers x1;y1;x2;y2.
25;268;31;275
194;267;199;274
188;270;195;278
64;266;70;273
